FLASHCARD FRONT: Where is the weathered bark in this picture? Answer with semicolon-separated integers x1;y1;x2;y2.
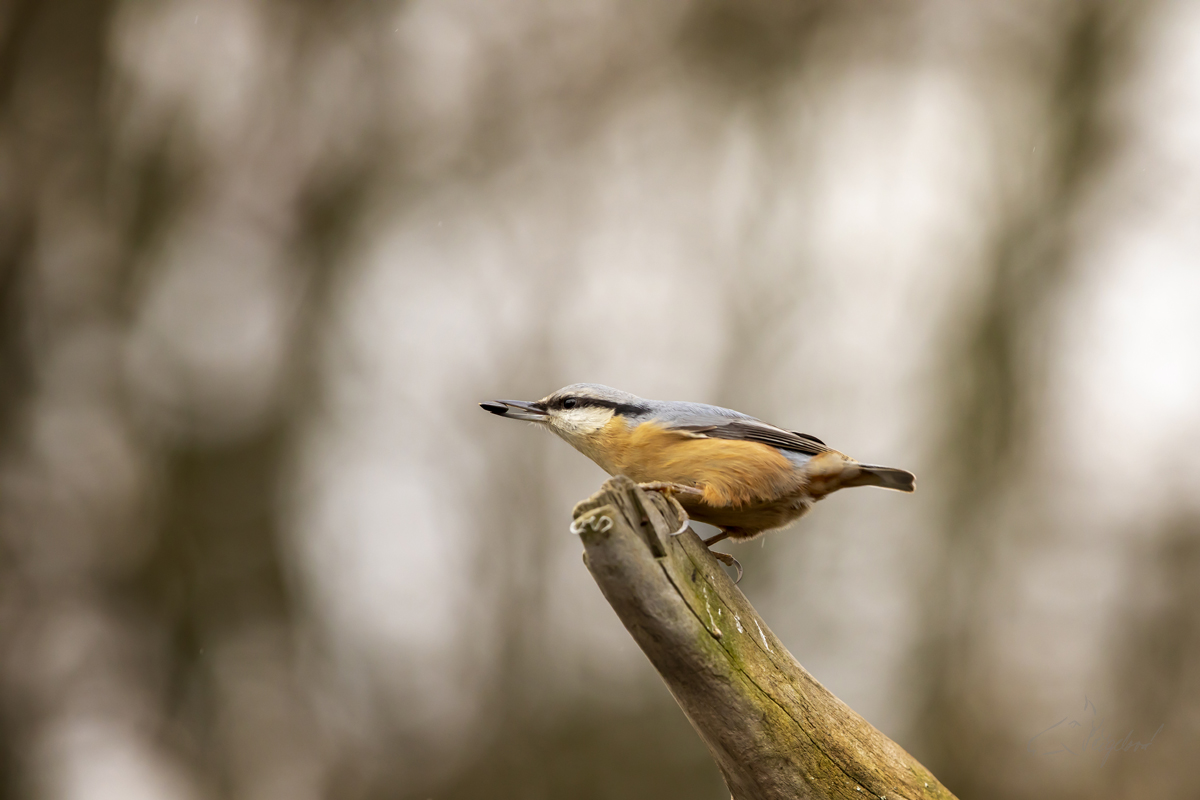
573;476;957;800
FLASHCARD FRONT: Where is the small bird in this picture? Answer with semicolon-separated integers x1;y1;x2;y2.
481;384;914;575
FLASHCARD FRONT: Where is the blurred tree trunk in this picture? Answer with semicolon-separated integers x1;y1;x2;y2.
0;0;353;795
0;1;126;796
910;3;1141;795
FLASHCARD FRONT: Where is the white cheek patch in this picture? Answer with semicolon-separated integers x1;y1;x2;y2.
555;407;613;435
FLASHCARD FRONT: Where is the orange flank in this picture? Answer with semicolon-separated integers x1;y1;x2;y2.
605;419;806;509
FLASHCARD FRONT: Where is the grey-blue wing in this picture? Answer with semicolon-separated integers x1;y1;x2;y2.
663;416;830;456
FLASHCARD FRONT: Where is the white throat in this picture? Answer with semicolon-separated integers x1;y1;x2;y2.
550;406;614;437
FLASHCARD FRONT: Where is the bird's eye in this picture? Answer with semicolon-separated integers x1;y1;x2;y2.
562;398;577;409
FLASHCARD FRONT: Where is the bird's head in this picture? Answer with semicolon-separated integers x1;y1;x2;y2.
480;383;651;450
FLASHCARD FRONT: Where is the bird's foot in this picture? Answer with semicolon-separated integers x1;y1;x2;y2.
709;550;743;584
635;482;741;582
702;529;741;583
636;481;703;498
636;482;701;537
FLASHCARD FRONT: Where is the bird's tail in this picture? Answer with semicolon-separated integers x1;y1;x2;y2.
845;464;916;493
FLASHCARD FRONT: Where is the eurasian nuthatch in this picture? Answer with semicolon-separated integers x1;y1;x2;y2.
481;384;914;575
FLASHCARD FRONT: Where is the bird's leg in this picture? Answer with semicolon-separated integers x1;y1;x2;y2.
704;529;742;584
636;482;702;537
636;481;703;498
636;482;742;582
708;550;743;584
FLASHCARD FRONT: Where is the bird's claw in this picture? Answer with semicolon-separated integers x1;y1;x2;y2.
635;482;696;537
636;481;739;581
710;551;743;584
636;481;704;498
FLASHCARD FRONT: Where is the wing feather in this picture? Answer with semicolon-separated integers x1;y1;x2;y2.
667;418;830;455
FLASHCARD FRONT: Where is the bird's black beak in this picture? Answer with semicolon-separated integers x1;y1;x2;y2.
480;400;548;422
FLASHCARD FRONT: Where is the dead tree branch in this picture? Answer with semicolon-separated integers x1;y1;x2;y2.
572;476;957;800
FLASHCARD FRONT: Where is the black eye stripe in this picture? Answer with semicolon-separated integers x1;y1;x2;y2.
545;396;651;416
612;402;650;416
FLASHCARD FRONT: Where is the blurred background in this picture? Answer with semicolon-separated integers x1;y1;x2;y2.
1;1;1199;798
